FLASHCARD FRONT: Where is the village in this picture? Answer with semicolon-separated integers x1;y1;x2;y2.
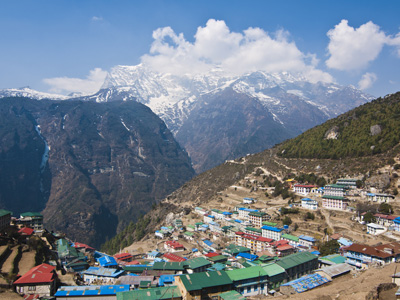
2;169;400;300
0;169;400;300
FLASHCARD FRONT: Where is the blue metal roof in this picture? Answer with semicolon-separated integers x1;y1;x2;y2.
82;267;124;278
299;235;316;242
203;239;214;247
55;285;130;297
262;225;284;232
281;273;330;293
159;274;175;286
223;212;232;215
148;250;160;257
97;255;118;267
395;217;400;224
234;219;242;223
337;237;353;246
237;252;258;261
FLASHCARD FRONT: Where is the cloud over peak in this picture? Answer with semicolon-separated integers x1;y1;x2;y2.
43;68;107;95
141;19;333;83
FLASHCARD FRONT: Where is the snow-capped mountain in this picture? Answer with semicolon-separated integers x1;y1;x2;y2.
73;64;373;172
0;87;68;100
0;65;374;172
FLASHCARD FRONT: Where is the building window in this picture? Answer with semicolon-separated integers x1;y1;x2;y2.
254;284;258;291
28;286;36;291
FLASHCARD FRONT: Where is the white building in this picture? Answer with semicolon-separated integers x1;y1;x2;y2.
301;198;318;210
293;184;317;196
261;225;283;241
367;193;395;203
367;223;386;235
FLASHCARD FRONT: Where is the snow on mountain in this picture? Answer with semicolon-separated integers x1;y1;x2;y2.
0;87;68;100
96;65;374;126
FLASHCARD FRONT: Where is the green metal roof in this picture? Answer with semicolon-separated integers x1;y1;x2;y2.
122;265;152;273
0;209;12;217
322;195;347;200
187;225;195;229
179;271;232;291
184;231;194;236
262;263;286;277
184;257;211;269
226;266;267;282
320;254;346;264
57;238;84;260
245;227;262;233
225;244;251;255
325;184;348;189
262;221;277;227
218;290;246;300
248;211;267;217
152;261;184;271
20;212;42;218
282;233;299;242
116;286;181;300
208;255;228;263
276;252;317;270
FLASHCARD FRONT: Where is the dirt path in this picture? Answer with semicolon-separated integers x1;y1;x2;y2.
17;251;35;275
320;209;334;233
2;247;18;274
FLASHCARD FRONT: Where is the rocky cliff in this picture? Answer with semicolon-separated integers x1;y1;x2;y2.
0;97;194;247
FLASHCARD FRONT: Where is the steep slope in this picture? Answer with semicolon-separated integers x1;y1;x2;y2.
175;87;293;172
102;92;399;251
0;97;194;247
278;92;400;159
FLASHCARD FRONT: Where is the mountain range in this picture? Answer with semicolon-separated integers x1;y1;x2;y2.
1;65;374;172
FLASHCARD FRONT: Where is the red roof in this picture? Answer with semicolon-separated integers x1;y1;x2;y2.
276;244;294;251
162;253;186;262
235;231;273;243
120;260;141;265
165;240;184;249
114;253;133;261
14;263;56;285
73;242;94;251
205;252;220;258
272;240;289;247
18;227;34;236
374;213;397;220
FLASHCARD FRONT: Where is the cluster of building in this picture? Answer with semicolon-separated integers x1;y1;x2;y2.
294;178;396;213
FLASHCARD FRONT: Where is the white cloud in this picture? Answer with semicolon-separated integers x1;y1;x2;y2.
326;20;400;71
43;68;108;95
91;16;103;22
141;19;333;83
358;72;377;90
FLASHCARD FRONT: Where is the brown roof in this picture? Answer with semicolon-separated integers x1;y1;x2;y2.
375;242;400;255
345;243;395;259
330;233;343;240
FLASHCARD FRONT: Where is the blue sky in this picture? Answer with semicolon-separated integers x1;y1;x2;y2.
0;0;399;97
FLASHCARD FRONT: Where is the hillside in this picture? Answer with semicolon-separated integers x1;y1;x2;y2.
278;92;400;159
0;97;194;247
102;92;400;253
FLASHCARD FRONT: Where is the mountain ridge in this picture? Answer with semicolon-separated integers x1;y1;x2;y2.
0;97;195;247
